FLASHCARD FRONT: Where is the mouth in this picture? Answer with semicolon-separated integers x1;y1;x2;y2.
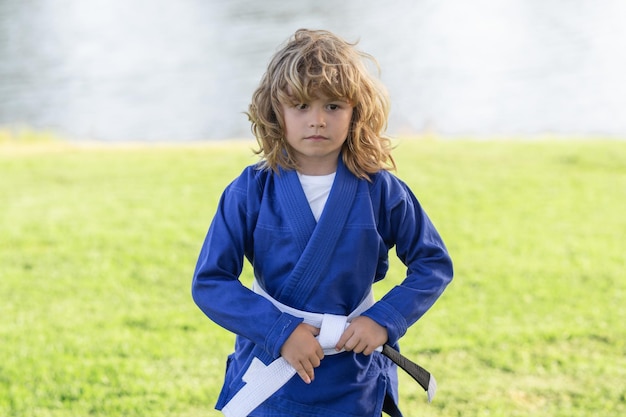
305;135;328;140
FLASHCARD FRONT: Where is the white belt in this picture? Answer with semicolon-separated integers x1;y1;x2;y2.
221;279;378;417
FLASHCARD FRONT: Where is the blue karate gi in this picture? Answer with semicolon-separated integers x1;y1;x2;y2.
192;156;453;417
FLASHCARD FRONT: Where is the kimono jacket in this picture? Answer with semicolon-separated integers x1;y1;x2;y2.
192;156;453;417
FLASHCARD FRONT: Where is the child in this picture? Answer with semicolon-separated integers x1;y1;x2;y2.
192;29;453;417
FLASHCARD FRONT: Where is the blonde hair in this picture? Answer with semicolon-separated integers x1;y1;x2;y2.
248;29;396;179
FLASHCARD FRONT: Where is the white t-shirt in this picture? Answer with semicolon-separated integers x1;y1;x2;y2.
297;172;336;222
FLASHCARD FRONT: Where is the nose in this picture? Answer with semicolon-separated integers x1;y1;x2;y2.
309;108;326;128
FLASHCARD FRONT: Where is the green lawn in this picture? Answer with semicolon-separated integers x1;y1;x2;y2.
1;137;624;416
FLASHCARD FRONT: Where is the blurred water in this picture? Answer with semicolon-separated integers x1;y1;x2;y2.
0;0;625;141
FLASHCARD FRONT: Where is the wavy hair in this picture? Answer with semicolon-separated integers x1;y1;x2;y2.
247;29;396;179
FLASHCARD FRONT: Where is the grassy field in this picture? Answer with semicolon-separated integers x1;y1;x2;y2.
1;135;624;416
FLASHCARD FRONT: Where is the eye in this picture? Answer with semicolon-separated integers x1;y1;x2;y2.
327;100;350;110
294;103;308;110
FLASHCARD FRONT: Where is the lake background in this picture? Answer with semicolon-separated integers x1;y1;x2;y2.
1;0;625;142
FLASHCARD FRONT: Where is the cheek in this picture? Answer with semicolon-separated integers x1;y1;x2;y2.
282;119;295;140
345;109;354;126
342;112;354;133
281;110;299;135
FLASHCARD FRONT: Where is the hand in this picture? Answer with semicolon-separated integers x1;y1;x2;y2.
335;316;388;356
280;323;324;384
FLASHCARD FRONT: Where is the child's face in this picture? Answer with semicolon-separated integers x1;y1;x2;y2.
280;94;353;175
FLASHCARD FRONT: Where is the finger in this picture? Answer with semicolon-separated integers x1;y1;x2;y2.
295;363;312;384
343;340;356;352
303;323;321;336
311;355;321;368
335;328;353;351
303;361;315;382
315;345;325;361
352;339;368;354
362;343;377;356
342;336;357;352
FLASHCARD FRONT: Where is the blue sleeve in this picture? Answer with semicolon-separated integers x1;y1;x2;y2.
191;167;302;359
362;174;453;345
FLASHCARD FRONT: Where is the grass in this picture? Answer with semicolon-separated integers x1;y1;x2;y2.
1;135;624;416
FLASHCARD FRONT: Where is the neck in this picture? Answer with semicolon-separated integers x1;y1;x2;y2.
298;167;336;176
296;159;339;176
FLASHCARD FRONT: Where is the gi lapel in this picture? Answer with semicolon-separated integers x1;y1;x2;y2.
273;167;317;255
274;157;359;307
